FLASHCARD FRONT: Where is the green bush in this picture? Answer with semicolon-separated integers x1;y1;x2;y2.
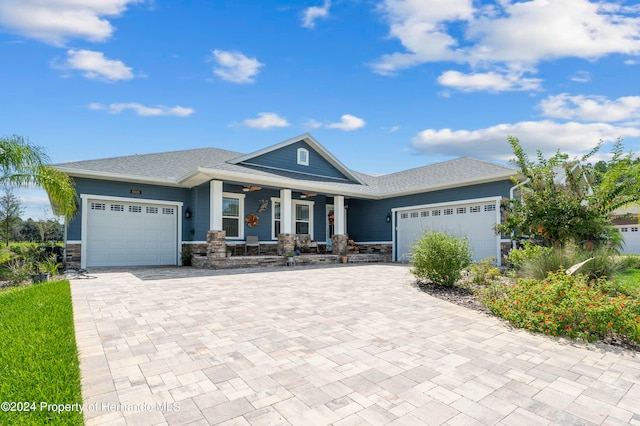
620;254;640;270
506;241;552;271
469;257;501;286
480;271;640;343
411;231;472;286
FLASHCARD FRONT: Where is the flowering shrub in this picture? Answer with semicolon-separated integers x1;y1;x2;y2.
480;271;640;343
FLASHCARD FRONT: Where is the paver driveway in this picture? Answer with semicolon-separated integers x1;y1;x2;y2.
71;264;640;425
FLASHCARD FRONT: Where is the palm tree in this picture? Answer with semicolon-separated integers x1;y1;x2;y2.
0;135;77;219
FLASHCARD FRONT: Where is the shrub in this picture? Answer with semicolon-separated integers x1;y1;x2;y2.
620;254;640;270
5;259;31;286
411;231;472;286
480;271;640;343
469;257;501;286
508;242;622;280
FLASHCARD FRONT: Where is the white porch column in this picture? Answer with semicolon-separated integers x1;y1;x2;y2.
210;180;223;230
280;189;292;234
334;195;345;235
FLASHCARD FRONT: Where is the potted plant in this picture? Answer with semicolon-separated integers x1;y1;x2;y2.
181;245;192;266
286;250;295;266
226;248;232;258
30;255;57;283
340;248;348;264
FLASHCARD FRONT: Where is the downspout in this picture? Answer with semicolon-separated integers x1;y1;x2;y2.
509;178;529;249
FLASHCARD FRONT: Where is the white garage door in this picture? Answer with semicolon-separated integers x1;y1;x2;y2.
86;199;178;267
395;198;500;264
617;225;640;254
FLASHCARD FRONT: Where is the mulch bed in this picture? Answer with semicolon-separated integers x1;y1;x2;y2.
415;280;640;354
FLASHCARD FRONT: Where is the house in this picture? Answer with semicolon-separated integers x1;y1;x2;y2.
54;133;519;269
612;205;640;254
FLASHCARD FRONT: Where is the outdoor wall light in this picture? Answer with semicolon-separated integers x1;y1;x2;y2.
185;207;192;219
386;212;391;223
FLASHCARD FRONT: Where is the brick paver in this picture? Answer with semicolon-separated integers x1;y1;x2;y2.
71;264;640;425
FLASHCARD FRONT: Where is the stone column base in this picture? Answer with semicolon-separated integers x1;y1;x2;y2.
278;233;295;256
331;234;348;256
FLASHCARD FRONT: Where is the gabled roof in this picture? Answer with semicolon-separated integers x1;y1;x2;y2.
227;133;365;185
54;135;518;198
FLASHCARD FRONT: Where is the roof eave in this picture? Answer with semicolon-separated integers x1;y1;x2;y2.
54;167;184;187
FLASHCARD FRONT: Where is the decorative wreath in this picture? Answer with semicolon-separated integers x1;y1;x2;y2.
328;210;334;225
245;213;259;228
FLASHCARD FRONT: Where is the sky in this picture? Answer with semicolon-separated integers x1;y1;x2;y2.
1;0;639;220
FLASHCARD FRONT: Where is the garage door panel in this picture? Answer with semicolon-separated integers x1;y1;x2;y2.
397;201;499;263
87;199;178;267
618;226;640;254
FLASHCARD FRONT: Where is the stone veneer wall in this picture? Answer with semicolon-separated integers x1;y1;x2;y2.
353;243;393;262
65;244;81;269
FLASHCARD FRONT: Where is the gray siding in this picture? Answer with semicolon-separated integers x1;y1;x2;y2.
67;178;191;240
242;141;350;181
347;180;513;242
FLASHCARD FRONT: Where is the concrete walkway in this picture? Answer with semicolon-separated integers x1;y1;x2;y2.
71;264;640;425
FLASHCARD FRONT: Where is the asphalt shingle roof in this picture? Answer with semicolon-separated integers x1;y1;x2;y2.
55;147;516;198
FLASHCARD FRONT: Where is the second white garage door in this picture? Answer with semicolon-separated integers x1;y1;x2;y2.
85;198;179;267
395;197;501;264
617;225;640;254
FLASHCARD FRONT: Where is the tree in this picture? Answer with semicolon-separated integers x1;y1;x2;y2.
0;135;77;219
498;136;640;247
0;188;23;246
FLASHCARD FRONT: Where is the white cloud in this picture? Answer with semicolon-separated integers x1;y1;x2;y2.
570;70;591;83
374;0;640;90
437;69;541;92
243;112;289;129
412;120;640;162
61;49;133;81
302;0;331;29
211;49;263;84
326;114;366;131
539;94;640;123
0;0;141;45
89;102;194;117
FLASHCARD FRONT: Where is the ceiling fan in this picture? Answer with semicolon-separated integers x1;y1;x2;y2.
242;185;262;192
300;192;317;199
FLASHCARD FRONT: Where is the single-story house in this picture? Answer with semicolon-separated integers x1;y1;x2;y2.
55;133;521;269
612;205;640;254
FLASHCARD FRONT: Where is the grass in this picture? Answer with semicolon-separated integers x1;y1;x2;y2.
612;268;640;295
0;280;83;425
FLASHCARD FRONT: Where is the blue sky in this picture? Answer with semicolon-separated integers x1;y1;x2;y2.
1;0;639;220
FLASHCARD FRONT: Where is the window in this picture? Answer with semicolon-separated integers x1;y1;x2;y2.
297;148;309;166
444;208;453;215
90;202;106;211
410;212;419;218
621;227;628;232
129;205;142;213
484;204;496;212
470;206;481;213
295;203;310;234
457;207;466;214
432;210;441;216
162;207;174;215
273;201;281;239
222;197;241;238
633;227;639;232
421;211;429;217
110;204;124;212
146;206;158;214
400;213;409;219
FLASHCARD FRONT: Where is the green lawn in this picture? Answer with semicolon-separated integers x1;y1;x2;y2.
613;268;640;295
0;280;83;425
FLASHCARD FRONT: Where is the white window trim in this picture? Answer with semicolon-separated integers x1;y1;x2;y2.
293;199;314;239
297;148;309;166
271;197;315;239
271;197;281;240
222;192;245;240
